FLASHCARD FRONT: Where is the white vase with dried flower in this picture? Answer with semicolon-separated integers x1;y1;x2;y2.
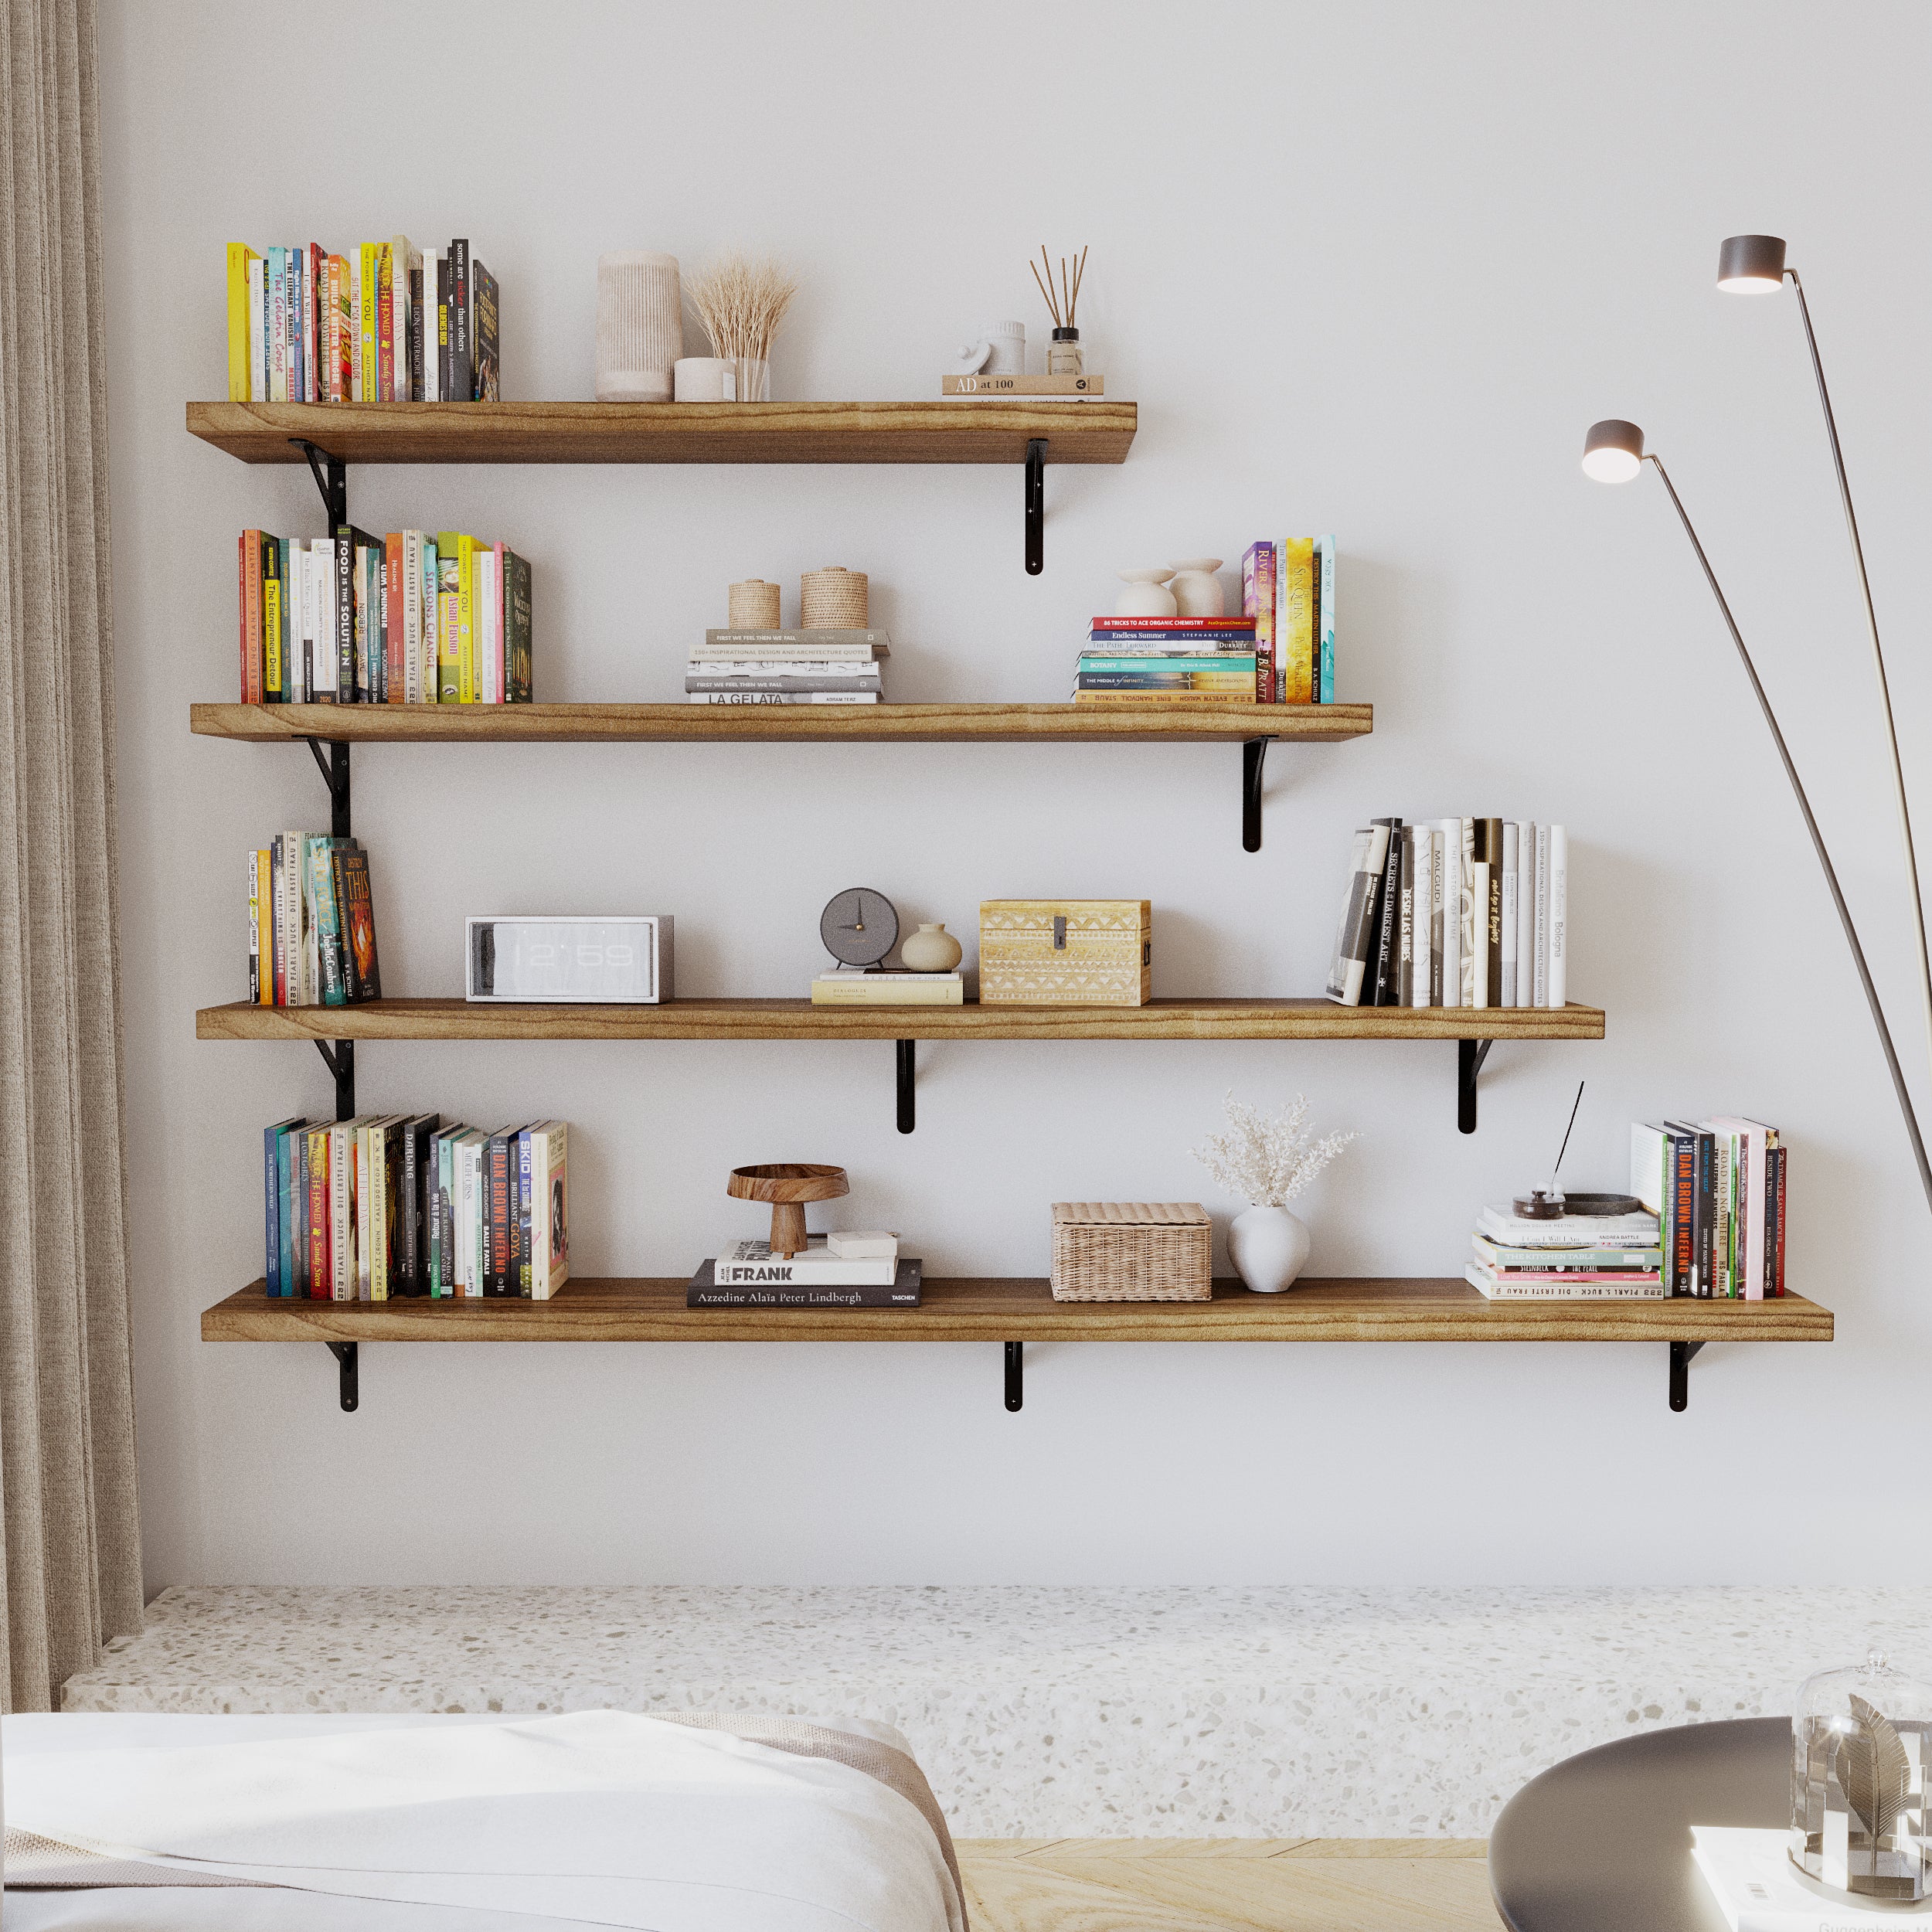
1192;1093;1359;1293
685;254;797;404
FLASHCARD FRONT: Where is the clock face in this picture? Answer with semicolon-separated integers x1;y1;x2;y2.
821;887;899;968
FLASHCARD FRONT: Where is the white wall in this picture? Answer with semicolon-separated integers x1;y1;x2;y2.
100;0;1932;1590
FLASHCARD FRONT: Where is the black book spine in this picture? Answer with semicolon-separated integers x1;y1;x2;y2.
1668;1129;1693;1296
436;253;451;400
485;1132;512;1296
1369;817;1403;1006
408;264;424;403
399;1121;419;1298
1478;817;1504;1007
334;526;354;702
449;239;471;404
687;1259;923;1308
1692;1129;1716;1297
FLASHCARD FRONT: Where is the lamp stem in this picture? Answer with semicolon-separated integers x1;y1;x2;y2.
1647;454;1932;1214
1784;268;1932;1106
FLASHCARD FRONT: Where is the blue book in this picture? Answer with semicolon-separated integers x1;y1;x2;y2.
1087;628;1254;644
264;1117;303;1295
288;247;306;403
284;1124;305;1298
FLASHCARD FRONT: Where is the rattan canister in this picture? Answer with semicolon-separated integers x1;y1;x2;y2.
1049;1202;1213;1301
801;566;869;628
728;579;782;628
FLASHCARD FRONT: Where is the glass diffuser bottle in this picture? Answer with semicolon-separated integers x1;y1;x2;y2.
1791;1651;1932;1900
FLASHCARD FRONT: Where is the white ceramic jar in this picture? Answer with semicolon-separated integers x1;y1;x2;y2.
1168;558;1226;618
1227;1206;1311;1294
1116;568;1177;617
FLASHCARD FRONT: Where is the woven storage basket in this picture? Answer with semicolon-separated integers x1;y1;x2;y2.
801;566;869;628
1049;1202;1212;1301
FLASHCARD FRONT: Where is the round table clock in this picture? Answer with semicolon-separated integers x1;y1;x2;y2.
820;888;899;968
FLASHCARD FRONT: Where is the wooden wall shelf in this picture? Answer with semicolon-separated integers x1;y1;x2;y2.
202;1277;1833;1415
190;700;1372;747
185;400;1137;467
196;996;1607;1046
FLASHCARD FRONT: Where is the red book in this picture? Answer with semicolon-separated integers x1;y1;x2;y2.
376;245;395;401
306;243;325;402
240;529;264;701
385;533;404;702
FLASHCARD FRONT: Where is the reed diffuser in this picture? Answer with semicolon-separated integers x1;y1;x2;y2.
1029;243;1087;376
685;253;798;403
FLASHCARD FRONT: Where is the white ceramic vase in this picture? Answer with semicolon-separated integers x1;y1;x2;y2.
1227;1205;1311;1294
900;923;963;972
1168;557;1226;617
1116;568;1177;617
595;251;681;403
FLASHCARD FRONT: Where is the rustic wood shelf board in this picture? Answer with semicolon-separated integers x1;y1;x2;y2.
186;400;1137;466
196;995;1607;1044
202;1277;1832;1345
190;700;1374;745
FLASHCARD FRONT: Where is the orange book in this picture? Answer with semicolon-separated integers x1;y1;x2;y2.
240;529;263;701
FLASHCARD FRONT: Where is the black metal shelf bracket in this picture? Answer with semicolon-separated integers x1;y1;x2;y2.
896;1039;915;1134
1005;1341;1023;1411
1668;1339;1705;1413
311;1037;355;1121
1024;439;1046;574
1458;1039;1492;1134
304;737;351;838
328;1341;359;1412
294;437;347;531
1242;737;1274;852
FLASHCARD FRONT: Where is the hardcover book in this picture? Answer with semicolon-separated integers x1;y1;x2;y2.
688;1257;922;1308
1324;822;1391;1006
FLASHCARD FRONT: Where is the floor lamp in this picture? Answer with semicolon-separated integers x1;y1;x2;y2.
1580;418;1932;1212
1715;233;1932;1111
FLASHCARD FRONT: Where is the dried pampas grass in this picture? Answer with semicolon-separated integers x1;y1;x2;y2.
686;253;798;364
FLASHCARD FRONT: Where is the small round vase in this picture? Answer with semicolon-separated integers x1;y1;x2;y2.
1116;568;1178;617
900;923;963;972
1228;1206;1311;1294
1167;558;1226;617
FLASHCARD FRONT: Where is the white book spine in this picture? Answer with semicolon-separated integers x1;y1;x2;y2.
1470;861;1491;1009
1547;824;1567;1009
1458;818;1476;1004
330;1121;355;1301
1515;821;1535;1008
424;253;442;403
247;255;266;403
1533;822;1550;1007
1436;818;1461;1007
401;531;421;703
1499;821;1519;1006
300;837;319;1007
278;830;304;1006
299;247;315;402
1411;828;1435;1008
689;691;882;704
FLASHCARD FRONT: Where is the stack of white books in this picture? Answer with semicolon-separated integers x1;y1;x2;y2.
685;628;889;705
688;1231;921;1308
1466;1200;1663;1299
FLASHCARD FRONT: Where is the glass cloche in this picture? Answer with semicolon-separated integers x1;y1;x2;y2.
1792;1651;1932;1900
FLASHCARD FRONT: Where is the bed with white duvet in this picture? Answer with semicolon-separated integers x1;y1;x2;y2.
1;1709;967;1930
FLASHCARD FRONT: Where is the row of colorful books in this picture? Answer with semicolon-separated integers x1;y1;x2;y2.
225;237;497;404
1243;538;1336;702
1467;1199;1664;1300
688;1232;920;1307
1327;818;1569;1009
1073;617;1259;702
237;529;532;704
685;628;889;705
262;1114;569;1301
1631;1119;1787;1298
247;835;379;1009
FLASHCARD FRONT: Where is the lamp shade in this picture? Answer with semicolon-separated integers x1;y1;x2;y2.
1582;419;1645;484
1718;233;1787;292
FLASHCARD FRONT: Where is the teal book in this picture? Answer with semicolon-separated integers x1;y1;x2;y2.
1316;536;1336;702
311;836;350;1005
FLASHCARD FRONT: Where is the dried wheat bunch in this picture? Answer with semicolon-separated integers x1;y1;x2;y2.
685;253;798;363
1192;1092;1359;1208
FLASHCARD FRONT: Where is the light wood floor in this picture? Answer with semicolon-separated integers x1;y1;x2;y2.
954;1838;1502;1932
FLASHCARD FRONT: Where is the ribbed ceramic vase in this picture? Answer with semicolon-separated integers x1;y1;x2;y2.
1227;1206;1310;1294
596;252;681;403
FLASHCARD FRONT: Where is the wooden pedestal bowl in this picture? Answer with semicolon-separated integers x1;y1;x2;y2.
727;1164;849;1257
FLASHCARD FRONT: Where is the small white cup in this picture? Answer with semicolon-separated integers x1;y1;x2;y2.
674;356;736;403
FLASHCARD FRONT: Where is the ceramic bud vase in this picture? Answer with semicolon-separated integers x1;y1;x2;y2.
1168;558;1226;617
1227;1206;1310;1294
900;923;963;972
1116;569;1178;617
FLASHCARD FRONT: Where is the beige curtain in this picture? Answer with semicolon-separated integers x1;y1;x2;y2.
0;0;142;1712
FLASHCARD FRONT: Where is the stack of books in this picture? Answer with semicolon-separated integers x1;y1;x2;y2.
248;835;379;1008
226;236;496;404
689;1231;921;1308
1241;537;1336;702
1325;818;1569;1009
810;965;962;1005
1074;617;1258;702
1467;1200;1663;1299
262;1115;567;1301
237;528;531;704
686;629;889;705
1631;1119;1786;1298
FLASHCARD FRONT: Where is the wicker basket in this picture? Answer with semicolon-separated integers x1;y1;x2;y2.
1049;1202;1212;1301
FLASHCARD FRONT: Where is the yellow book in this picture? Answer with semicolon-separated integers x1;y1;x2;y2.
358;243;379;401
456;535;477;702
1277;538;1315;704
262;575;282;697
434;531;461;701
226;244;260;401
255;849;272;1004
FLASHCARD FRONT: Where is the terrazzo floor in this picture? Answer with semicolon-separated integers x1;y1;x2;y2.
60;1584;1925;1836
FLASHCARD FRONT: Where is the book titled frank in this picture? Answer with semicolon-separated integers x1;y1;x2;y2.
688;1257;922;1308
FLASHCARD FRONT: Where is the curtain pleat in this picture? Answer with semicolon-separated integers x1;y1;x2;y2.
0;0;142;1714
